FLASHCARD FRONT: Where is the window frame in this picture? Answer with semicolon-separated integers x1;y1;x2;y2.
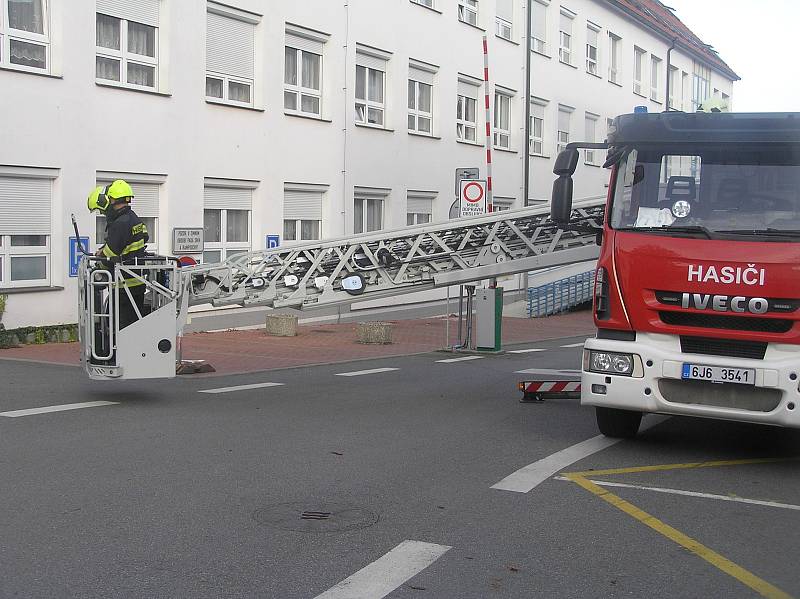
493;91;512;149
284;45;323;117
355;63;386;127
0;0;50;73
283;219;321;243
354;196;385;234
495;15;512;40
557;107;571;154
529;98;547;156
531;1;547;55
607;32;620;84
457;92;478;143
202;208;251;264
558;10;573;65
650;55;661;102
586;24;599;76
96;12;159;91
584;113;598;165
408;78;433;135
205;72;253;106
0;234;51;289
458;0;479;26
633;47;646;96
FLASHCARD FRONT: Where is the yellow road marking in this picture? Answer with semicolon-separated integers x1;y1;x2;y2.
563;458;799;599
566;457;796;478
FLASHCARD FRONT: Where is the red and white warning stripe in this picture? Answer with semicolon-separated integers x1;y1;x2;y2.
520;381;582;394
482;35;493;213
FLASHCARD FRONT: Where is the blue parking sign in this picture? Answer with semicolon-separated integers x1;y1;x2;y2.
69;236;89;277
266;234;280;249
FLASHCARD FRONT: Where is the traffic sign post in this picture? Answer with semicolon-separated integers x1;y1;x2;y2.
459;179;487;218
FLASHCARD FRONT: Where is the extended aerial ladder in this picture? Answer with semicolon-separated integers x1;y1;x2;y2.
78;198;605;380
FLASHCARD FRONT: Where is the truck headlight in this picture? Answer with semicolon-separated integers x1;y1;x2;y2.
588;351;634;375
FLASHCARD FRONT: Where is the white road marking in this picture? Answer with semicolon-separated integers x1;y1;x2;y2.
561;479;800;512
491;416;667;493
335;367;400;377
313;540;451;599
515;367;581;376
0;401;118;418
508;348;547;354
561;342;587;348
198;382;284;394
436;355;484;363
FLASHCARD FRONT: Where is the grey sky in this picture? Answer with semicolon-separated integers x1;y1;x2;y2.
665;0;798;112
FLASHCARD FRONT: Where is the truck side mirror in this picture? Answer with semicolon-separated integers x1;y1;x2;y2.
551;149;579;225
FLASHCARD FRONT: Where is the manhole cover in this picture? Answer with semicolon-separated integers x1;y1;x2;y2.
253;502;379;533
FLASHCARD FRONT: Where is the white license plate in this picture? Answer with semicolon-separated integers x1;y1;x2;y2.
681;363;756;385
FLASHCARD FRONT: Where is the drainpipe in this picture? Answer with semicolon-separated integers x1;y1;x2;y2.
341;1;350;234
665;37;677;111
523;0;533;205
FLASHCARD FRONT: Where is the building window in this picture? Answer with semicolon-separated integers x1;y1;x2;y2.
412;0;435;7
584;113;597;164
203;183;253;263
1;0;49;72
531;1;547;54
0;172;53;289
633;47;646;96
667;65;678;109
408;66;434;135
284;184;324;242
557;105;571;153
586;24;599;75
493;91;512;149
95;178;161;253
692;61;711;111
407;192;435;225
457;82;479;143
558;10;573;65
96;9;158;89
284;46;322;116
354;188;388;234
496;0;513;40
650;55;661;102
458;0;479;26
608;32;620;84
530;98;546;155
206;4;259;106
493;198;513;211
356;49;388;127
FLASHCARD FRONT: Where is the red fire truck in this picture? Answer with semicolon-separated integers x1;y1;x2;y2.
551;110;800;437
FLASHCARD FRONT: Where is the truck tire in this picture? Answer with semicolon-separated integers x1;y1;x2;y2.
595;407;642;438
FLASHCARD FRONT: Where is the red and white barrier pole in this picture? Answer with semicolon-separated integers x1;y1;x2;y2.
482;35;493;213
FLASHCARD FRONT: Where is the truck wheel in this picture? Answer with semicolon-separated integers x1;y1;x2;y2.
595;407;642;438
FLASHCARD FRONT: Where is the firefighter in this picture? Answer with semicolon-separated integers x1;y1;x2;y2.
87;180;149;329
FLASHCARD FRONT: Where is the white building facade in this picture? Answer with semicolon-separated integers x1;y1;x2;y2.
0;0;737;328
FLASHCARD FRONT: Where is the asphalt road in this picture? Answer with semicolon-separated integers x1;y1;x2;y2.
1;337;798;598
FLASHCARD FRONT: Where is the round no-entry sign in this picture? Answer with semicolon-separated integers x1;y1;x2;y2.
463;181;484;203
459;179;487;217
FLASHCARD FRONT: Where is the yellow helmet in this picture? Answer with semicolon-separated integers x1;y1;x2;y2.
696;97;729;113
87;186;109;213
106;179;134;201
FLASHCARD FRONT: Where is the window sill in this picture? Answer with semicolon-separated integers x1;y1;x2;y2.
410;1;442;14
650;98;663;105
456;139;482;147
584;162;601;168
408;131;441;140
494;146;517;154
1;285;64;294
633;90;647;99
458;19;486;32
285;111;332;123
586;70;602;79
531;49;551;59
496;34;519;46
559;59;578;70
608;79;623;88
0;64;62;79
206;98;264;112
529;153;551;159
96;80;172;97
355;123;394;132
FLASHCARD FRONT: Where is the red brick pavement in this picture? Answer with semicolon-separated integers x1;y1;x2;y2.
0;311;594;376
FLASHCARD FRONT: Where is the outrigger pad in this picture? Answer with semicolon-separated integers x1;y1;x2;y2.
176;360;216;375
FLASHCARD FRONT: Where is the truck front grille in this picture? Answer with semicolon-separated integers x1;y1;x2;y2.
660;311;793;333
659;379;781;412
680;336;767;360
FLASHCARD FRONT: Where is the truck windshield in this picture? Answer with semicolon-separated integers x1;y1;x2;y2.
609;145;800;239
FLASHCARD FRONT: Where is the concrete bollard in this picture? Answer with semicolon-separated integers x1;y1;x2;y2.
265;313;298;337
356;321;393;344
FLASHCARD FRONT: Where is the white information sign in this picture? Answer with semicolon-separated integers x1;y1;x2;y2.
459;180;487;217
172;228;204;253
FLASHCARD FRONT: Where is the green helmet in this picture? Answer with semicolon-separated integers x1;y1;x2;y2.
106;179;134;201
87;186;109;213
87;180;134;214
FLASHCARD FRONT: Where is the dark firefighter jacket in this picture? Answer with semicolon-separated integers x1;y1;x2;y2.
100;206;149;286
